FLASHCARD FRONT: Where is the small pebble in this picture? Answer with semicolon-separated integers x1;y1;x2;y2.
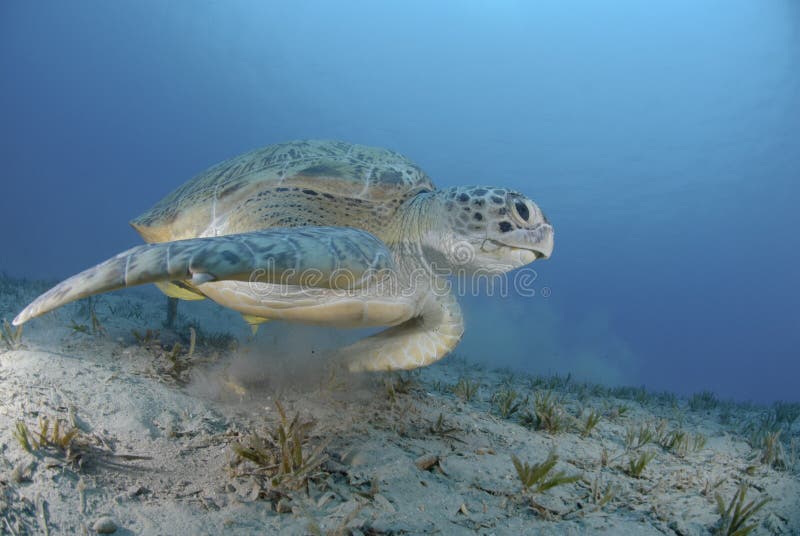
414;453;438;471
92;516;118;534
275;498;292;513
373;493;396;513
10;463;30;484
127;485;146;498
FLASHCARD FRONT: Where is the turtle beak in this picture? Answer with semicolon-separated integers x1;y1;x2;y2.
479;222;554;268
502;222;554;261
530;223;554;259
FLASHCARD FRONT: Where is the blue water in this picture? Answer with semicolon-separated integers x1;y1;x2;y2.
1;1;798;402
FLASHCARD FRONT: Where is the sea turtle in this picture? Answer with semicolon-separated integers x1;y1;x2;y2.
13;140;553;371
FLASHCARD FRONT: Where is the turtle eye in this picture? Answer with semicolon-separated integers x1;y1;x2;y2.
513;199;530;222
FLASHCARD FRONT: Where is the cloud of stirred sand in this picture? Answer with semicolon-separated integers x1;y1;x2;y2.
186;291;640;402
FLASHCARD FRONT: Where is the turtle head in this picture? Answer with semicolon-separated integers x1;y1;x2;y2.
428;186;554;273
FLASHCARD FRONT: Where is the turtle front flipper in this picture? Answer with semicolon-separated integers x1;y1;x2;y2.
343;291;464;372
13;226;394;326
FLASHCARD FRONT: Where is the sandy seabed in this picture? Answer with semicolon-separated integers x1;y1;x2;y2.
0;276;798;535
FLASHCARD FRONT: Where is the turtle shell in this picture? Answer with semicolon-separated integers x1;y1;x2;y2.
131;140;435;243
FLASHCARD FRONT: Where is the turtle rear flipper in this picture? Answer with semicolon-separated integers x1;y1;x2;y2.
153;281;206;301
13;226;394;326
